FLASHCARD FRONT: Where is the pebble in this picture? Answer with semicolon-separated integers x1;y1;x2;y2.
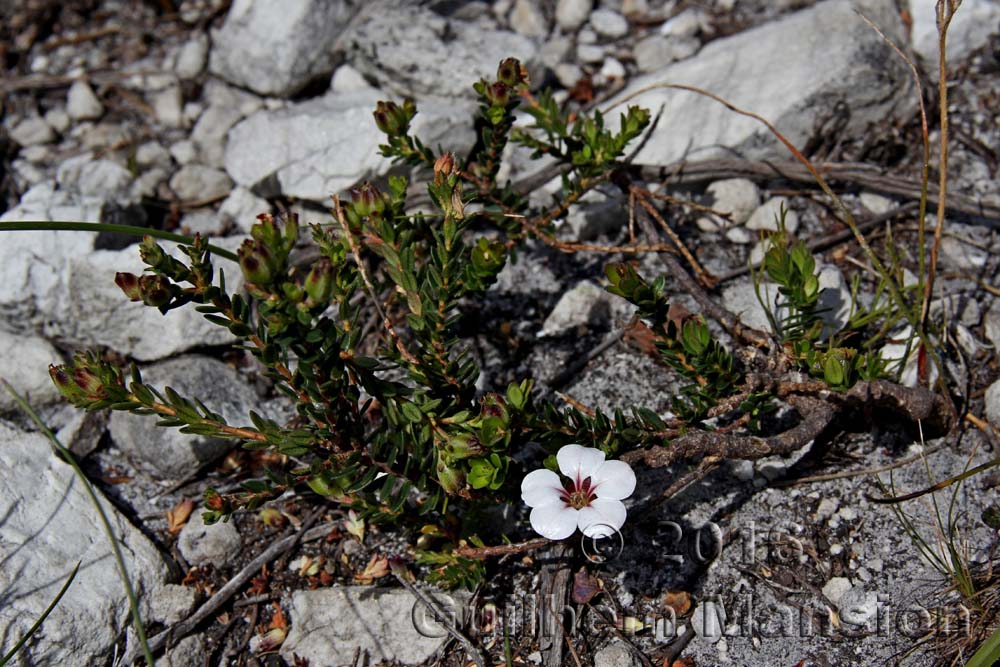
10;116;55;146
170;139;198;165
169;164;232;202
594;642;635;667
634;35;676;72
556;0;592;31
659;7;704;37
330;64;372;93
815;497;839;520
177;509;242;566
985;379;1000;429
510;0;549;36
66;80;104;121
44;108;71;134
577;43;605;63
151;86;185;128
590;8;629;38
724;226;752;244
821;577;852;605
746;196;799;233
600;57;626;80
135;141;172;168
175;34;208;79
859;191;893;215
555;63;585;88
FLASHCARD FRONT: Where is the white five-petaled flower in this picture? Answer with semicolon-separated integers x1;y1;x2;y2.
521;444;636;540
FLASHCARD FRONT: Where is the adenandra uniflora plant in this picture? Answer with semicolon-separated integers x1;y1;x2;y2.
47;57;952;588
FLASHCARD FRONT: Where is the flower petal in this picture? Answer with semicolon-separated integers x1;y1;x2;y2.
556;444;606;484
530;504;579;540
521;469;564;508
577;498;627;538
590;460;636;500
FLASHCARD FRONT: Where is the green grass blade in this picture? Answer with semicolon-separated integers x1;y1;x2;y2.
2;380;155;667
0;562;80;666
966;623;1000;667
0;220;238;262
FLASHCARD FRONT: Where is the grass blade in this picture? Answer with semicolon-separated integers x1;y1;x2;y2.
0;562;80;666
1;380;155;666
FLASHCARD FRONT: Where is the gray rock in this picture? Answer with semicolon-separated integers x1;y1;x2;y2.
55;407;108;458
590;8;629;37
0;329;63;413
170;164;232;202
821;576;853;605
170;139;198;165
556;0;592;31
985;303;1000;352
691;600;726;642
564;188;627;239
349;5;537;99
724;226;752;244
539;35;573;68
840;588;878;626
57;155;134;202
177;508;242;566
191;104;247;168
577;42;605;63
157;634;206;667
44;108;71;133
985;379;1000;430
659;7;705;37
151;86;185;128
109;355;261;479
330;63;373;93
745;196;799;233
910;0;1000;72
149;583;199;626
135;141;172;168
555;63;585;88
225;90;474;203
66;80;104;121
180;209;226;237
280;587;457;665
511;0;549;36
540;281;612;337
633;35;677;72
859;191;893;215
594;642;636;667
175;34;209;79
879;326;937;388
698;178;761;231
939;235;988;270
606;0;913;166
10;116;55;146
209;0;357;97
0;422;169;666
220;186;271;233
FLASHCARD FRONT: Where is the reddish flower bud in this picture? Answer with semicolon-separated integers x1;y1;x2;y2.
373;100;408;135
138;274;172;307
115;272;142;301
485;82;510;107
434;152;456;178
50;365;84;402
350;182;385;218
304;258;335;303
238;239;276;285
497;58;524;87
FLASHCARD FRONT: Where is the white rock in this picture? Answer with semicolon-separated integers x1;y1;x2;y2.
151;86;185;128
556;62;585;88
859;191;893;215
0;422;169;666
594;642;636;667
707;178;761;225
170;139;198;165
181;209;226;237
66;80;104;120
191;104;247;167
910;0;1000;72
20;145;51;163
540;281;612;337
135;141;172;168
225;90;474;203
659;7;704;37
209;0;358;96
330;64;373;94
822;576;853;605
634;35;676;72
539;35;573;68
606;0;913;167
280;588;458;665
177;508;243;566
56;155;134;201
746;197;798;233
880;326;939;388
590;8;629;37
985;379;1000;430
170;164;232;202
44;108;71;133
350;5;538;99
600;57;627;80
10;116;55;146
815;497;839;520
220;187;272;233
0;329;63;412
175;34;209;79
839;588;878;626
556;0;592;31
577;42;605;63
985;303;1000;351
511;0;549;36
149;583;199;626
109;355;263;478
724;226;752;244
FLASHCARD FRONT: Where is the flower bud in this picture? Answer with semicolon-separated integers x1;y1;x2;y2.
350;182;385;218
238;239;276;285
139;236;166;268
373;100;408;136
115;272;143;301
434;152;456;179
485;82;510;107
436;461;466;495
480;392;509;422
138;274;172;307
304;258;335;303
72;366;105;399
445;433;486;460
50;365;84;403
497;58;524;87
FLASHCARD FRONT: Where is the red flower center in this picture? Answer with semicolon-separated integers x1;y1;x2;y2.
561;476;595;510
